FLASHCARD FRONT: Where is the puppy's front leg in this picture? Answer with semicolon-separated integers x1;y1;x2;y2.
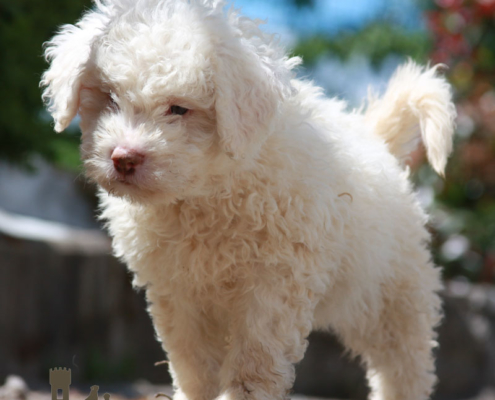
147;293;225;400
217;280;314;400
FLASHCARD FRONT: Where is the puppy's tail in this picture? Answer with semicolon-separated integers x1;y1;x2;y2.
365;61;456;176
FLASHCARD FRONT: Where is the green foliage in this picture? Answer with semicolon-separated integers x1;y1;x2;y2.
291;23;431;67
0;0;91;170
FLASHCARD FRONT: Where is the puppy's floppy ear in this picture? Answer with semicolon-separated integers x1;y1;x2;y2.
213;31;295;159
41;11;107;132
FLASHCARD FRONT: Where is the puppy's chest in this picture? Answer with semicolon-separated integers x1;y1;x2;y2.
156;207;274;291
130;195;326;296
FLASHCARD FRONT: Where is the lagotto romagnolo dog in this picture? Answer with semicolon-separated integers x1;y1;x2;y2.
41;1;457;399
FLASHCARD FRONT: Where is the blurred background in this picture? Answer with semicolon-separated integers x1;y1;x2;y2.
1;0;495;399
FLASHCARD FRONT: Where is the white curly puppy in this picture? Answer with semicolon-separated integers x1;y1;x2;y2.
41;1;456;399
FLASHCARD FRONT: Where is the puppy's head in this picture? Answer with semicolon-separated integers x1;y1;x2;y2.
41;0;298;204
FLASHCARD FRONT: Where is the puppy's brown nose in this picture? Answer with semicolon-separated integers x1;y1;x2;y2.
111;147;144;175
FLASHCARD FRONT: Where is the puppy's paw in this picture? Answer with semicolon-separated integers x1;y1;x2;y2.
173;389;190;400
216;385;252;400
174;387;220;400
216;382;283;400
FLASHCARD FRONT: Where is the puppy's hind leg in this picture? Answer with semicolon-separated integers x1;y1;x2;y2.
334;270;442;400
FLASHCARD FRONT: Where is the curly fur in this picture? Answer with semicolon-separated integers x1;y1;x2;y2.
41;1;457;400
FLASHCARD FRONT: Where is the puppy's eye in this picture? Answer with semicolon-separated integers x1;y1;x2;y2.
108;95;120;112
169;105;189;115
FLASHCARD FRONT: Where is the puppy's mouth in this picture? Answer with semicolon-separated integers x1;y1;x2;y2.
114;173;134;185
102;176;153;203
101;174;138;195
